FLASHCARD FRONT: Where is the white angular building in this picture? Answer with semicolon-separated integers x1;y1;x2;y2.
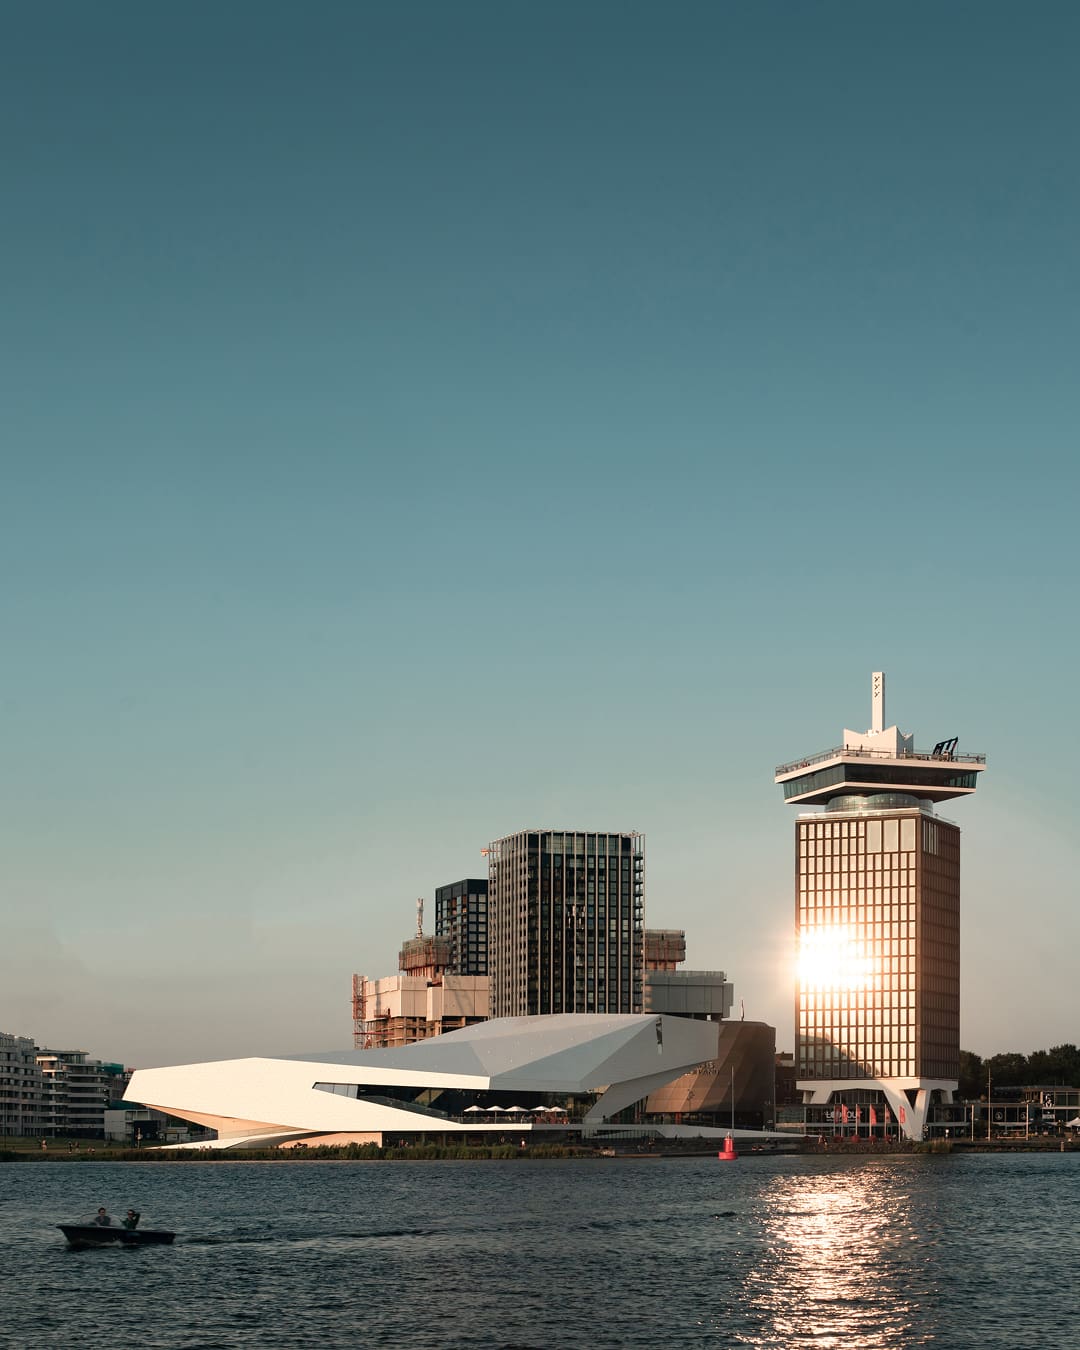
125;1013;722;1149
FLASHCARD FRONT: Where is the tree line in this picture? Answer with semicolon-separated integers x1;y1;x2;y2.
959;1044;1080;1097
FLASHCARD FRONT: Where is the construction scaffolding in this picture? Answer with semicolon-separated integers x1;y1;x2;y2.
398;935;453;980
644;929;687;972
352;897;488;1049
351;971;489;1050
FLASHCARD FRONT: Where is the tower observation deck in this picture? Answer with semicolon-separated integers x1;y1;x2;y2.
775;670;985;807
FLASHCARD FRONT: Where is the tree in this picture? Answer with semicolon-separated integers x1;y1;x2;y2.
958;1050;984;1099
985;1052;1028;1089
1042;1044;1080;1086
960;1046;1080;1093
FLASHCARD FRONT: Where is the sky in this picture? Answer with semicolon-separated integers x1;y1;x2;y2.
2;2;1078;1068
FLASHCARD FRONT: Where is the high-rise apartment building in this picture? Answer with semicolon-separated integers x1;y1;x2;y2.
434;878;488;975
485;830;644;1018
775;673;985;1140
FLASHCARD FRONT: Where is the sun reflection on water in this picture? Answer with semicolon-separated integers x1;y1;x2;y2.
736;1165;931;1348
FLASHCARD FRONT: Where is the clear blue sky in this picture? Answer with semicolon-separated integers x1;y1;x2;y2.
3;2;1077;1066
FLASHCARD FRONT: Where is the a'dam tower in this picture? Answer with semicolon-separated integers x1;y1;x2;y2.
775;674;985;1141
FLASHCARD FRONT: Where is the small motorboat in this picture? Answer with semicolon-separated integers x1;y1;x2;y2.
57;1224;175;1248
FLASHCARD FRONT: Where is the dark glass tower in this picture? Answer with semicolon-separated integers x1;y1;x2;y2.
775;674;985;1140
434;879;488;976
485;830;644;1018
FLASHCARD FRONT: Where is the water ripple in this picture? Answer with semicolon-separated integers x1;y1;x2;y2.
1;1154;1076;1348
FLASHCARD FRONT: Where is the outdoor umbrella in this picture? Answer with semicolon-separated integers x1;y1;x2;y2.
1066;1116;1080;1127
464;1106;485;1114
486;1105;506;1113
504;1105;526;1114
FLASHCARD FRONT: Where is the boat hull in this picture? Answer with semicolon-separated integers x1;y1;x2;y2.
57;1224;175;1248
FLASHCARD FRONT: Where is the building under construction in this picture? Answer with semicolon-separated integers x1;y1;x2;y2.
644;929;687;971
352;900;489;1049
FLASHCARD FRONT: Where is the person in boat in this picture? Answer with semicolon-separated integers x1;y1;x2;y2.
122;1210;140;1230
92;1207;113;1226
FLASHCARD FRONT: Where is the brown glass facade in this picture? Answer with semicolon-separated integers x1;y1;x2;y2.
487;830;644;1018
795;808;960;1083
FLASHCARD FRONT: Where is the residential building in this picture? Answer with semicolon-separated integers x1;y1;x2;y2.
485;829;644;1018
775;672;985;1140
37;1051;126;1138
435;878;488;975
0;1033;46;1138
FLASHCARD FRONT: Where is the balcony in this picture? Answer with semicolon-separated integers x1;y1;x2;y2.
776;744;986;778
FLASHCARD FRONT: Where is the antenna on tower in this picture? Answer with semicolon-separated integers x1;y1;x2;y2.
416;897;424;939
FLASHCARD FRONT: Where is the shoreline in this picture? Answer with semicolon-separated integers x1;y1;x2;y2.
4;1136;1078;1163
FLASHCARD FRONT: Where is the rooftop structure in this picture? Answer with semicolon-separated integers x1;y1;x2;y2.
775;670;985;807
643;969;733;1021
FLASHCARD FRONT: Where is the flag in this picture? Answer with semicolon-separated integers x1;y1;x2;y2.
870;1106;878;1127
842;1104;849;1124
899;1106;906;1125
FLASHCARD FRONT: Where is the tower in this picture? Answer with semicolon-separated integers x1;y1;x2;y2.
434;878;489;976
775;674;985;1140
485;829;644;1018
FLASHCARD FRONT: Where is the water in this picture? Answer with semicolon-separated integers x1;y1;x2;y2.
2;1152;1076;1348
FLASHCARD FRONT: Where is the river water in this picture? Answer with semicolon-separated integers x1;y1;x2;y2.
2;1152;1076;1348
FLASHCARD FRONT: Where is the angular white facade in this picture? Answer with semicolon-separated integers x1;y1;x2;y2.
125;1014;720;1149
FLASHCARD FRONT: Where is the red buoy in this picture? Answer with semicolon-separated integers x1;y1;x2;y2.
717;1133;738;1161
